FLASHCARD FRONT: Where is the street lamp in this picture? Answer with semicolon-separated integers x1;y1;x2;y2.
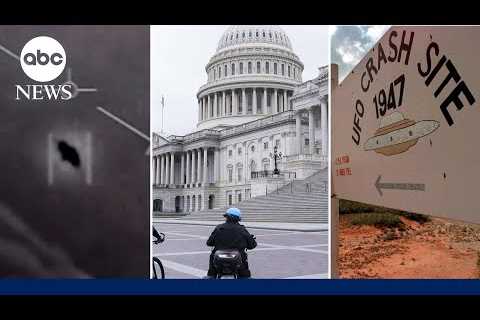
270;145;283;175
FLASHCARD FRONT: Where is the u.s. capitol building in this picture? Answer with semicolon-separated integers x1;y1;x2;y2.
152;26;328;213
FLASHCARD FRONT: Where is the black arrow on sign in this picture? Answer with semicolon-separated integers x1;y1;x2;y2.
375;175;426;196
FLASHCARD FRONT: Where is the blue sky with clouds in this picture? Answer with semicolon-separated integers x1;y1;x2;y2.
330;25;390;82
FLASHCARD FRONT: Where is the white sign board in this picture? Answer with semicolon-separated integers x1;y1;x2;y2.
333;26;480;223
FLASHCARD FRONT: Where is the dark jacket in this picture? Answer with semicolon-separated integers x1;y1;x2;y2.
152;226;162;242
206;221;257;252
206;220;257;277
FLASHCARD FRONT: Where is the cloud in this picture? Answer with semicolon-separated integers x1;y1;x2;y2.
367;25;390;40
331;25;390;81
328;25;337;38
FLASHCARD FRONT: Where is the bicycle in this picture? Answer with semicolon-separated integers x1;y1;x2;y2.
152;232;165;279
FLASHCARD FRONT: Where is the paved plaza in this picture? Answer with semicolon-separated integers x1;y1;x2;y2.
153;222;328;279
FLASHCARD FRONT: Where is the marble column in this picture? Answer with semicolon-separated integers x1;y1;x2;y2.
207;95;211;118
273;89;278;114
262;88;267;114
203;97;207;120
283;90;287;112
180;153;185;185
152;156;157;185
252;88;257;114
296;112;302;155
214;148;220;183
165;153;170;185
309;108;315;155
321;99;328;156
160;155;165;185
214;93;218;117
232;89;237;114
242;88;246;115
222;91;226;116
198;99;201;121
191;150;196;185
156;156;163;184
186;151;190;186
197;149;202;186
170;153;175;185
203;147;208;184
227;92;231;114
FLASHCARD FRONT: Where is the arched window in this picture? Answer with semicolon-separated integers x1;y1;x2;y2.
256;31;259;37
256;61;261;73
249;31;252;37
262;158;270;171
248;61;252;74
218;66;221;79
239;62;243;74
242;32;245;38
249;160;257;177
288;65;291;77
262;31;266;38
224;64;227;77
227;164;233;183
236;163;244;182
281;64;285;76
269;32;272;39
293;68;296;79
232;63;235;75
274;63;277;74
236;33;239;39
266;62;269;74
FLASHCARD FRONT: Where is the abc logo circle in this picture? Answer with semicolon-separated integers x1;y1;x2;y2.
20;36;66;82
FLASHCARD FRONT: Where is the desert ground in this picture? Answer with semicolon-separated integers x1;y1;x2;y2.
339;210;480;279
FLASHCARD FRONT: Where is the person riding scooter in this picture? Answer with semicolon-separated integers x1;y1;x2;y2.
206;207;257;278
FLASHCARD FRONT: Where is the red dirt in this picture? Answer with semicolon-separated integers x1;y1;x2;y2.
339;214;480;279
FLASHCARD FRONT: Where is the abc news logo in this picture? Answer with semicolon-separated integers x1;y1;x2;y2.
24;50;64;66
16;36;72;101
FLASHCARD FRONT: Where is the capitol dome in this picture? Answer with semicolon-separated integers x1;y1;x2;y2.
216;25;293;52
196;25;304;131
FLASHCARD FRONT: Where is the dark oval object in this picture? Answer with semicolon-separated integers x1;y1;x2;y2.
57;140;81;168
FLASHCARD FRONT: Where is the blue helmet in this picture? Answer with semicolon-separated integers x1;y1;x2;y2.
225;207;241;220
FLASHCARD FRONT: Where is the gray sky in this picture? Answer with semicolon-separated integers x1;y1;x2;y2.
330;25;390;82
151;25;329;136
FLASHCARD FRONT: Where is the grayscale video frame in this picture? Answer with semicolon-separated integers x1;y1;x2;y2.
0;25;150;277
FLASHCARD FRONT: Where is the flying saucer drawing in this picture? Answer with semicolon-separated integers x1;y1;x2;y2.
364;111;439;156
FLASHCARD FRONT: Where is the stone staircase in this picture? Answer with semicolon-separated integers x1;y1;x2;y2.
158;169;328;224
